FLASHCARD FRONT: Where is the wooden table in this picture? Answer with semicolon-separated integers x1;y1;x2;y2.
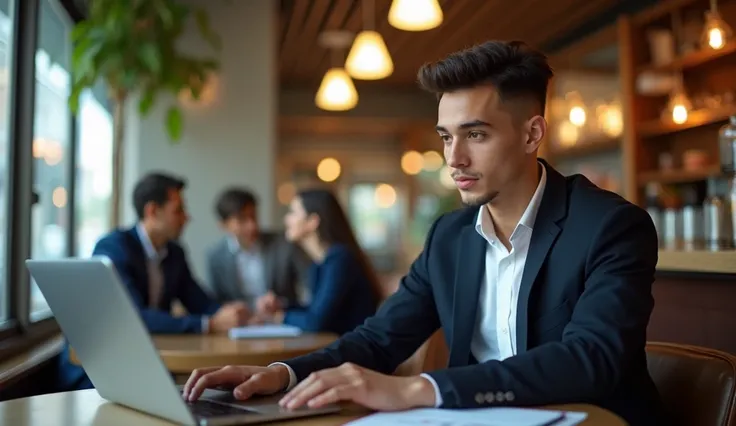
70;333;337;374
0;389;627;425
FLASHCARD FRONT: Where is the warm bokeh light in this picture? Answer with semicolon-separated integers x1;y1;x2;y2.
709;27;725;49
422;150;443;171
596;103;624;138
569;106;586;127
672;104;688;124
52;186;67;208
277;182;296;205
316;157;341;182
315;68;358;111
388;0;443;31
374;183;397;208
345;31;393;80
558;121;580;147
43;139;63;166
400;150;424;175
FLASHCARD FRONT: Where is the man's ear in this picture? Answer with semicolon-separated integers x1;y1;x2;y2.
524;115;546;154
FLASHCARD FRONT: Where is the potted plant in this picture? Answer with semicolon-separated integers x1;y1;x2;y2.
69;0;223;226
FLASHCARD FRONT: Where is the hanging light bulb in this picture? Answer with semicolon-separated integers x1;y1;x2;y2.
702;0;732;49
667;91;692;125
388;0;443;31
315;68;358;111
345;30;393;80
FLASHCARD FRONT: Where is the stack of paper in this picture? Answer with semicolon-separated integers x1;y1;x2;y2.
345;407;588;426
227;324;303;339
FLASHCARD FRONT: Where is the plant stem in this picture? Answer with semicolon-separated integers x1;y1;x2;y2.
111;96;126;229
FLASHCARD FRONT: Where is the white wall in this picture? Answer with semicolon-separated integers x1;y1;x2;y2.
121;0;277;278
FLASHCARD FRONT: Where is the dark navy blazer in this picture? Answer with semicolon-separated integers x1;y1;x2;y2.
57;226;220;391
283;161;666;425
284;244;377;336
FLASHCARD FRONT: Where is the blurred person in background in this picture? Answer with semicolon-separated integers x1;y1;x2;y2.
207;187;309;312
253;188;380;335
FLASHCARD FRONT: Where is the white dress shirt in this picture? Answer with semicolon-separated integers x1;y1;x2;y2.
136;224;167;308
228;237;268;301
274;163;548;404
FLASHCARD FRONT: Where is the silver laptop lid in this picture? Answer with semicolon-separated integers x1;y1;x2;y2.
27;257;197;426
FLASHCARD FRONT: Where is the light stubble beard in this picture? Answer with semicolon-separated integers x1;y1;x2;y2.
461;191;499;207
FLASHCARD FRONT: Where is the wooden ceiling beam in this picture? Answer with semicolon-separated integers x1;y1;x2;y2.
279;1;311;72
284;0;333;73
526;0;619;47
548;23;618;69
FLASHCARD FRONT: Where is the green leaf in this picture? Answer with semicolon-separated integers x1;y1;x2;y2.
166;106;183;141
138;43;162;74
138;89;156;115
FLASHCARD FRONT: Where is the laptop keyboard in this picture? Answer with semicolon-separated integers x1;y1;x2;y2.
185;399;258;418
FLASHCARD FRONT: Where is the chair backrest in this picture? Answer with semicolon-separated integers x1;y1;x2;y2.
646;342;736;426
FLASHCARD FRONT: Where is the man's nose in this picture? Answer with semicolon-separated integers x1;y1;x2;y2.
446;141;469;169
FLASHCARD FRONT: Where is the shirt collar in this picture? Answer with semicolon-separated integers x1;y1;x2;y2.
228;236;260;255
475;161;548;240
136;223;168;261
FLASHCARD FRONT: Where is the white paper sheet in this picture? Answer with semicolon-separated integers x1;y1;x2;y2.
345;407;588;426
227;324;302;339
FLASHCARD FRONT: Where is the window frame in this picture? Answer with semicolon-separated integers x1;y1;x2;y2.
0;0;98;361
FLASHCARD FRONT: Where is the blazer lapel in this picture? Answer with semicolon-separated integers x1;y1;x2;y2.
448;223;487;367
516;161;568;353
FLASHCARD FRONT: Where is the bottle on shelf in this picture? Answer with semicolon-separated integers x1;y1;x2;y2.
730;175;736;249
703;178;733;251
681;185;704;250
718;116;736;174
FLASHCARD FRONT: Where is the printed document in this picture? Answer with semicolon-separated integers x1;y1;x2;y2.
345;407;588;426
228;324;302;339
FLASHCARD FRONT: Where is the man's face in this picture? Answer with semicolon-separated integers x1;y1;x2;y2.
223;204;260;247
436;85;543;206
150;189;189;241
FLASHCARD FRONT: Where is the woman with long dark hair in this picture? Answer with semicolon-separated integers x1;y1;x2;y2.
254;188;381;335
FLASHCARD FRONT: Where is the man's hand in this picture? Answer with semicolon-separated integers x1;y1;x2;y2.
278;363;436;411
255;291;282;315
209;302;250;332
182;364;291;402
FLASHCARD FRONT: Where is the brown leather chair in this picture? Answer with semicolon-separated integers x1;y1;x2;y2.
646;342;736;426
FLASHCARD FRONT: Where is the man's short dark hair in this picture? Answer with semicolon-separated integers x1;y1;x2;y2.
416;40;554;114
215;188;257;221
132;172;186;220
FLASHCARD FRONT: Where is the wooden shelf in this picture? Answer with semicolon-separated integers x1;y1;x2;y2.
638;41;736;74
637;166;721;186
638;106;736;137
549;138;620;160
658;250;736;274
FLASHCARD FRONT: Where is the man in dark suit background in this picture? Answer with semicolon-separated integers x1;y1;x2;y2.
57;172;249;391
206;188;309;311
182;41;665;425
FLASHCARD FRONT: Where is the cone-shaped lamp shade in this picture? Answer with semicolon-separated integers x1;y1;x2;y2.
315;68;358;111
388;0;443;31
345;31;393;80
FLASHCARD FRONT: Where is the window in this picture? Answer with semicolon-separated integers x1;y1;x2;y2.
30;0;73;320
347;183;403;272
0;0;13;323
75;89;113;256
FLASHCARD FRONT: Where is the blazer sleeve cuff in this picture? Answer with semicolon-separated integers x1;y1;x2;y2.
419;373;443;407
424;370;462;408
269;362;298;391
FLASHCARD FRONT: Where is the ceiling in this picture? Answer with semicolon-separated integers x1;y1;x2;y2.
278;0;624;88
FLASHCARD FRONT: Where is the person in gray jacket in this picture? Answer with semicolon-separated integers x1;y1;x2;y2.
206;188;310;311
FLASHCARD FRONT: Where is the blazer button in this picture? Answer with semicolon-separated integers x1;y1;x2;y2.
484;392;495;403
495;391;505;402
475;393;484;404
505;391;515;402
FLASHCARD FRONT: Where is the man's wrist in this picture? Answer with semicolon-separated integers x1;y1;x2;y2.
267;363;292;391
403;375;437;408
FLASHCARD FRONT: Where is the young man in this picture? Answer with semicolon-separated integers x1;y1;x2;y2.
206;188;308;311
182;41;665;425
58;173;249;391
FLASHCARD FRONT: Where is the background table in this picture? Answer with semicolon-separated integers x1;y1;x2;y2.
0;389;628;426
70;333;337;373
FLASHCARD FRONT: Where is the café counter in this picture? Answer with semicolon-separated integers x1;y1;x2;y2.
649;250;736;355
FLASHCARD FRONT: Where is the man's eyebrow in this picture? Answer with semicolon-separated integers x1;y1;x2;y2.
435;120;492;133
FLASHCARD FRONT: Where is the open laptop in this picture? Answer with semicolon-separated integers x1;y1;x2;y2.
26;257;341;425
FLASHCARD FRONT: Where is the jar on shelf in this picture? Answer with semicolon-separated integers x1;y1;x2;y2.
718;116;736;174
